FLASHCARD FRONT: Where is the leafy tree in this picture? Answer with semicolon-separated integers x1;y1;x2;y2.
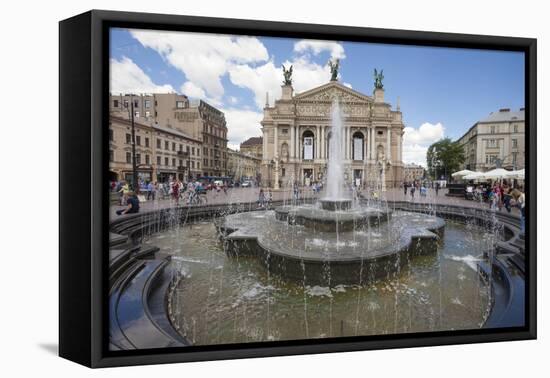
426;138;465;180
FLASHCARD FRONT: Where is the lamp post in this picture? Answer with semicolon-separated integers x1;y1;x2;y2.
128;95;139;193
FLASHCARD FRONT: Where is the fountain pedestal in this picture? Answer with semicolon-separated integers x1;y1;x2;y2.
319;199;352;211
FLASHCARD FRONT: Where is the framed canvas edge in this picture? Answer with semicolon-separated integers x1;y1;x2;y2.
58;9;537;369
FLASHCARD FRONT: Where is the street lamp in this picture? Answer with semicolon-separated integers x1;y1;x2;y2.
127;94;139;193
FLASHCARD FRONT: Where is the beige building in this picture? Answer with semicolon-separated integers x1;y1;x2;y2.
457;108;525;172
110;94;228;177
227;149;262;183
240;137;263;158
109;113;202;184
403;163;425;183
260;81;405;189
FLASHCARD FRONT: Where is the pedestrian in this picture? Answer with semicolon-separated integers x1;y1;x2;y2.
258;188;266;208
435;182;440;196
511;189;526;233
146;181;153;201
116;191;140;215
410;185;415;200
118;181;130;205
172;179;180;205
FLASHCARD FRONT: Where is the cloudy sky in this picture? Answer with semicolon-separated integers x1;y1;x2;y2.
110;28;524;166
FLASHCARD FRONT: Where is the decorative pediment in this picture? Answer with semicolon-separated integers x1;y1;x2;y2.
293;82;372;104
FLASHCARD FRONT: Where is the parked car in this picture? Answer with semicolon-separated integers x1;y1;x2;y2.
241;181;252;188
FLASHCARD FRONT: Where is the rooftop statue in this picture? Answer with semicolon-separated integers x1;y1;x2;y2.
328;59;340;81
282;64;293;85
374;68;384;89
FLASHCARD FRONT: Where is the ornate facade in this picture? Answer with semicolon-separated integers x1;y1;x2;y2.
260;81;405;189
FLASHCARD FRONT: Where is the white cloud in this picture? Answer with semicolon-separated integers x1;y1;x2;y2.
343;82;353;89
181;81;206;98
402;122;445;166
228;55;338;109
222;108;263;148
294;40;346;59
129;29;268;102
110;57;174;94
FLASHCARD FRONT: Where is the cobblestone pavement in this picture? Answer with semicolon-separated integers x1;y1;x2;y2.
110;186;520;219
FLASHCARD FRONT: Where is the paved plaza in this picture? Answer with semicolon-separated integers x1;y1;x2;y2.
110;186;520;219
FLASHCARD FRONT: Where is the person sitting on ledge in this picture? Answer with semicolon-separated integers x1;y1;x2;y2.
116;191;140;216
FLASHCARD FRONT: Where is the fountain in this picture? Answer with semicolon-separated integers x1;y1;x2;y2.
218;97;446;284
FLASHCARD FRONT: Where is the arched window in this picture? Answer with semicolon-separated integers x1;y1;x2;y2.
352;131;364;161
302;130;315;160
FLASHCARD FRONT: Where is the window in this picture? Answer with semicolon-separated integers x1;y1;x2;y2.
377;131;383;135
197;148;200;156
165;157;169;166
172;142;176;151
179;144;183;152
282;168;286;176
186;145;190;153
172;158;176;167
109;150;114;162
133;99;139;108
136;136;141;146
282;128;288;134
145;137;149;147
145;155;150;165
113;100;119;107
512;139;518;148
136;154;141;164
126;152;131;164
123;99;129;108
176;101;185;108
191;161;195;169
157;156;161;165
514;125;518;133
512;152;517;165
134;111;139;118
156;139;161;148
165;141;169;150
197;162;200;169
145;111;151;118
144;100;151;108
192;147;195;156
491;126;496;134
179;159;183;167
126;133;131;144
109;129;113;141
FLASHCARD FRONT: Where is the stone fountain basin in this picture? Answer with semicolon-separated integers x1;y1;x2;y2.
218;210;445;285
275;204;390;232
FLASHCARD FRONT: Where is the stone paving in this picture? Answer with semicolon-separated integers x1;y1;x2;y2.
110;186;520;219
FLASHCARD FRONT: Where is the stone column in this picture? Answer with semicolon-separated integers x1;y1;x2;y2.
263;129;268;159
290;124;295;159
320;125;324;160
370;127;376;160
386;128;392;162
316;125;320;160
274;159;280;189
364;134;368;162
274;125;278;158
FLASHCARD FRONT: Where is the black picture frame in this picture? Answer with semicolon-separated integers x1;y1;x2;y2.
59;9;537;368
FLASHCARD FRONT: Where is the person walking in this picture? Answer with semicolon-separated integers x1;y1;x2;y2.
172;179;180;205
410;185;415;201
435;182;440;196
118;181;130;205
511;189;526;233
403;182;408;197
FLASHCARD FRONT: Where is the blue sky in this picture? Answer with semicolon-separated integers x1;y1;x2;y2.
110;28;524;165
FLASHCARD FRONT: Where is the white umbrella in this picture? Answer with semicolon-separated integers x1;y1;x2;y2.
481;168;513;180
463;171;485;181
507;168;525;180
452;169;475;178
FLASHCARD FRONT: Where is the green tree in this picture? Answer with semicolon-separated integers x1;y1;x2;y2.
426;138;465;180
